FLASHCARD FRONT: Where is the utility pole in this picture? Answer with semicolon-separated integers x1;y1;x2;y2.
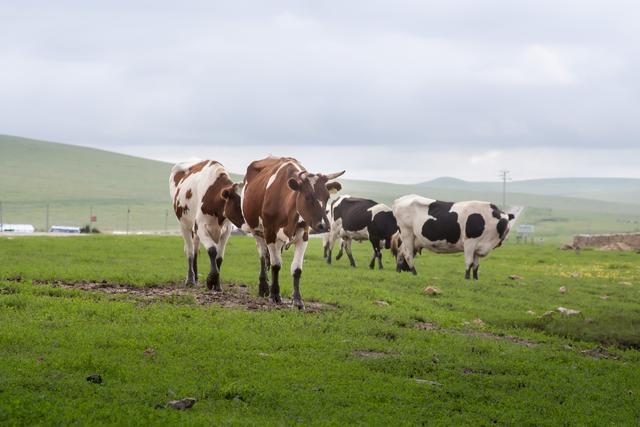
499;170;511;210
46;203;50;232
126;206;130;235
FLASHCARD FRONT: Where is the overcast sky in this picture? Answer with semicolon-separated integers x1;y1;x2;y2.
1;1;639;182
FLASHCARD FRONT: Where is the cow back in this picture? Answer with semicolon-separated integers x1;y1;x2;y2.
242;157;304;231
334;197;377;232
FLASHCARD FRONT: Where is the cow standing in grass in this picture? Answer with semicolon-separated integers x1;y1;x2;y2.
170;160;244;290
242;156;344;309
392;194;515;279
324;195;399;269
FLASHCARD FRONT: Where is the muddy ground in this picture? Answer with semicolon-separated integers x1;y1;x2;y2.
27;279;330;312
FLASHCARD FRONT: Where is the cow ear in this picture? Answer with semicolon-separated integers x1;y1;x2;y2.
326;181;342;195
288;178;301;191
508;213;515;220
221;185;233;200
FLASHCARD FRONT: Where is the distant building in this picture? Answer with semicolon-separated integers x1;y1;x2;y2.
49;225;81;233
0;224;35;233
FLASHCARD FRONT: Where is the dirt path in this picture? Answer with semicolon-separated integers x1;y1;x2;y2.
29;279;330;312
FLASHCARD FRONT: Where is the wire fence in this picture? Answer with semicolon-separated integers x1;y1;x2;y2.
0;201;181;234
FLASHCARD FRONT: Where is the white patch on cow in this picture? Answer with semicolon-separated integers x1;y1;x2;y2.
307;174;319;189
367;203;392;219
276;227;289;243
290;228;308;275
268;240;285;267
340;227;369;242
266;161;304;189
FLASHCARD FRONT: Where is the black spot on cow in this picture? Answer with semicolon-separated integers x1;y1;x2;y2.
490;204;502;219
333;198;377;232
508;213;515;220
497;218;509;240
465;213;485;238
373;210;399;247
421;201;461;244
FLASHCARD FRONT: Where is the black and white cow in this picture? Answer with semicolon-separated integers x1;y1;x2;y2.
392;194;515;279
324;195;399;269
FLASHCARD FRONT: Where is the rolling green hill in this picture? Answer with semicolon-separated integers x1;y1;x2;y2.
420;176;640;205
1;134;639;240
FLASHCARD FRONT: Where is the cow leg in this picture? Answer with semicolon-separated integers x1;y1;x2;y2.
464;243;475;280
326;226;339;265
255;237;270;297
196;223;222;291
335;239;344;260
215;223;232;274
290;229;308;310
345;239;356;267
377;249;384;270
191;228;200;283
473;254;480;280
266;230;285;304
368;239;378;270
322;233;329;259
180;224;197;286
399;231;417;275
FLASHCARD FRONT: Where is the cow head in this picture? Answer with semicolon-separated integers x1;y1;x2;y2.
221;182;245;228
288;170;344;233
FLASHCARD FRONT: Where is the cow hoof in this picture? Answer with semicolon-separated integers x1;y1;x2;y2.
258;279;269;297
410;267;417;276
185;280;196;287
369;263;375;270
291;299;305;310
206;273;220;291
270;294;282;304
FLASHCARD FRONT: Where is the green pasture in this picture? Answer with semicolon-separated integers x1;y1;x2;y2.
0;236;639;425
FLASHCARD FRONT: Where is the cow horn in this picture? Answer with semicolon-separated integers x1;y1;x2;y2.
324;170;345;181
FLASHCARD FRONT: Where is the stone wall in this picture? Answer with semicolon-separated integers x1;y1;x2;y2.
573;233;640;250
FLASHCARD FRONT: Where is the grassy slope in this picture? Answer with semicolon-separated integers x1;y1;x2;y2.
0;236;639;425
421;177;640;205
2;134;640;239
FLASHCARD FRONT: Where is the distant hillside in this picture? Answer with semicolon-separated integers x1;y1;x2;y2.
2;134;640;240
420;177;640;205
0;135;238;232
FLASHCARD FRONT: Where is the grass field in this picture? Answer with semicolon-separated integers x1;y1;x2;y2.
3;134;640;240
1;235;639;425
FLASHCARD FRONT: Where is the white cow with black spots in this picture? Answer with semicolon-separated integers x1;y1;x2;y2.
391;194;515;279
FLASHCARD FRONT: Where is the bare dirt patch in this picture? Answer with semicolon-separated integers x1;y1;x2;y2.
580;347;619;360
30;280;331;312
412;320;538;347
353;350;399;359
458;331;538;348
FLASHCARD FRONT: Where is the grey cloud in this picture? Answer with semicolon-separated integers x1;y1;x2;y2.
0;1;638;155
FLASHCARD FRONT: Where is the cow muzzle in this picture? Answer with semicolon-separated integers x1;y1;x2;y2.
313;220;329;233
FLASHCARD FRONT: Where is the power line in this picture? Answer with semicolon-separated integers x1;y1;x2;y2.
499;170;511;210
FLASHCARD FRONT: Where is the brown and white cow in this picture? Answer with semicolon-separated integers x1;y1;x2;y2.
169;160;244;290
241;156;344;309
